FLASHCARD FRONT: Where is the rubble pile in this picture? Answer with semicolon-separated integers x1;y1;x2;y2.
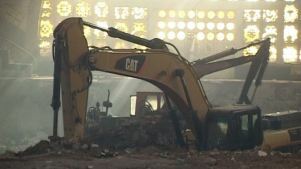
85;116;178;149
1;140;301;169
1;115;301;168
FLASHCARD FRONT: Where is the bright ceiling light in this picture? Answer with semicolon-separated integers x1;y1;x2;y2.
262;26;277;43
226;23;235;30
132;7;147;20
177;22;186;29
216;33;225;41
157;31;166;39
207;22;215;30
158;10;166;18
207;11;215;19
263;10;278;23
177;31;186;40
167;21;176;29
269;46;277;62
227;11;235;19
244;10;261;22
283;47;298;63
244;25;260;42
226;33;234;41
207;32;215;41
178;10;186;18
158;21;166;29
94;2;108;18
114;7;130;19
197;22;205;30
167;31;176;40
284;5;298;23
40;20;53;38
197;32;205;41
284;25;298;43
197;11;205;19
188;10;196;19
76;1;91;17
169;10;176;18
244;46;258;56
217;23;225;30
187;21;196;30
217;11;225;19
57;1;72;16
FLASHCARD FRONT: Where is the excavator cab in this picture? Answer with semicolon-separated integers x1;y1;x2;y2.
207;105;262;150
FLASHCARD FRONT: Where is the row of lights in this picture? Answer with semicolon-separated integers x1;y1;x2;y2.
244;5;298;23
158;10;235;19
157;21;235;31
39;0;300;63
157;31;235;41
55;1;148;19
244;46;301;63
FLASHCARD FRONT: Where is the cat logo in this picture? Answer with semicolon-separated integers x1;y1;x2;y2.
125;58;139;72
115;55;145;73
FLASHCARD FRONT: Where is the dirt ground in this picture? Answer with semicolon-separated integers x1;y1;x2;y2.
1;141;301;169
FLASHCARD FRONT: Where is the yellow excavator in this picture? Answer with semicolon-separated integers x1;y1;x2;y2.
50;17;289;150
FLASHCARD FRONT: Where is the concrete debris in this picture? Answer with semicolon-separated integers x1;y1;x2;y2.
87;165;94;169
85;116;178;149
234;151;242;154
124;148;135;154
72;143;80;150
95;149;119;158
0;150;16;160
1;140;301;169
176;158;185;163
81;144;89;150
279;152;292;157
209;150;220;156
18;140;50;156
240;164;248;169
203;157;217;166
258;150;268;157
159;152;169;158
91;144;99;148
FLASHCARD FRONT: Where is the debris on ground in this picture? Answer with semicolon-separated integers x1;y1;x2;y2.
258;150;268;157
16;140;51;156
1;115;301;169
0;139;301;169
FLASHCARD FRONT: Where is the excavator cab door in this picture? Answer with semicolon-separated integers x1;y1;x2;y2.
207;106;263;150
228;110;263;150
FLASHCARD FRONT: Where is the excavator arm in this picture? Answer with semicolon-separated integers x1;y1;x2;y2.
52;18;210;145
192;39;271;104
